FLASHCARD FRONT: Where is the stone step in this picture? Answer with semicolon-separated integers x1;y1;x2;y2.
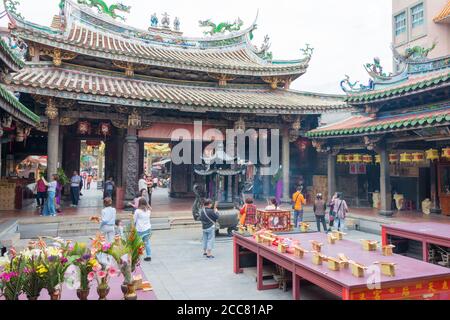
0;232;21;248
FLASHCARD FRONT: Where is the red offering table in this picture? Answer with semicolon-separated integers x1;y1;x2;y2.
382;222;450;263
233;232;450;300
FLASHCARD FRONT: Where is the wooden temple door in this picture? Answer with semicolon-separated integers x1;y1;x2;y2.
62;136;80;189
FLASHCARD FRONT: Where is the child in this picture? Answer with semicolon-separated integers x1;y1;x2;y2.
100;198;116;244
115;219;125;239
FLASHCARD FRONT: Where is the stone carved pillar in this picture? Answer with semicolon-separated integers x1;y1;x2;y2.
123;128;139;200
379;145;393;216
327;153;337;201
430;160;442;214
282;128;290;202
47;117;60;179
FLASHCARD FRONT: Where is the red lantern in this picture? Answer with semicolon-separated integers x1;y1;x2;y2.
78;121;91;135
99;122;111;138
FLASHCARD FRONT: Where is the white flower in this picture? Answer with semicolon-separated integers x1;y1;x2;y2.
0;254;10;268
64;265;81;290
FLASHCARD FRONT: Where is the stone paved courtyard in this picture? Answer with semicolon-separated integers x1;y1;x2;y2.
139;227;380;300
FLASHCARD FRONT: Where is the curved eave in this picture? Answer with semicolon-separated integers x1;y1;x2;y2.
307;108;450;139
345;72;450;104
5;63;346;115
0;38;25;72
10;26;308;78
0;84;39;126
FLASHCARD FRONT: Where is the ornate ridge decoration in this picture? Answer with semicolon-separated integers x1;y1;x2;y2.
394;42;437;64
300;43;314;62
364;57;395;81
262;76;292;90
112;60;147;77
44;98;58;120
77;0;131;22
40;47;77;67
255;35;272;61
208;73;237;87
199;18;244;36
4;0;25;20
340;75;374;94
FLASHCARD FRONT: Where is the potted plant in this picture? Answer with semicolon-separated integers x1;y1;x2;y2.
0;252;26;300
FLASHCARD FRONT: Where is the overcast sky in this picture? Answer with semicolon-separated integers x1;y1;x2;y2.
0;0;393;94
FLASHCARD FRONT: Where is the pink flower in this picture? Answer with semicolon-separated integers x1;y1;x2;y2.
102;243;111;251
93;264;102;272
107;267;118;278
97;271;107;279
87;272;95;282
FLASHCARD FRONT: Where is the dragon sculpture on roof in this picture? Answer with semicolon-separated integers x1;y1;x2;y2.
199;18;244;36
77;0;131;21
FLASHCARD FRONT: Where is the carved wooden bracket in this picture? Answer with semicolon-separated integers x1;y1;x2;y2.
59;117;78;126
41;47;77;67
262;76;292;90
208;73;237;87
113;61;147;77
312;139;331;153
363;135;383;151
365;105;381;118
44;97;58;120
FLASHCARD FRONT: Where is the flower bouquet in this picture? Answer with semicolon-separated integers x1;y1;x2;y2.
124;224;145;272
89;264;118;300
21;249;46;300
0;251;26;300
66;242;100;300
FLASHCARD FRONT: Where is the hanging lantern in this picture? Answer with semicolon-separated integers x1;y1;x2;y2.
375;155;381;164
425;149;439;161
337;155;346;163
363;155;373;164
347;154;354;163
389;154;399;164
400;153;412;163
442;148;450;159
412;152;425;163
99;122;111;138
353;154;363;163
78;121;91;135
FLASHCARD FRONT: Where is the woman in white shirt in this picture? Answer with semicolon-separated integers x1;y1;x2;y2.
41;174;58;217
134;198;152;262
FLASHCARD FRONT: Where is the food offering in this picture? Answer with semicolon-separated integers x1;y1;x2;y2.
293;246;309;259
349;261;368;278
327;233;338;245
361;240;378;251
312;252;326;266
310;240;324;253
374;262;397;277
327;257;341;271
382;245;395;256
332;231;346;240
300;223;310;233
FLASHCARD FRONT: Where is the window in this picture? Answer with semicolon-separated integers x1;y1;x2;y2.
395;12;406;35
411;3;424;28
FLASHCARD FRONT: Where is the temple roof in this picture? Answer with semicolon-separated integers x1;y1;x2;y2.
346;69;449;103
0;37;24;71
4;63;347;114
0;83;40;126
6;0;310;79
434;1;450;23
306;106;450;138
341;50;450;104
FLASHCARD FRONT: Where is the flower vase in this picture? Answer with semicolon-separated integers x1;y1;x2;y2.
97;287;110;300
124;282;138;301
49;289;61;300
76;289;90;300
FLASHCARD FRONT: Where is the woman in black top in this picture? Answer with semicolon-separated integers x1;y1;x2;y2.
200;199;219;259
